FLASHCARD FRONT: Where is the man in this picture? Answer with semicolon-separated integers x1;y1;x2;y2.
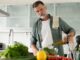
31;1;75;56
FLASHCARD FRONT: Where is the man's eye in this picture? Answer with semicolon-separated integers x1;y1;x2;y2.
36;11;39;13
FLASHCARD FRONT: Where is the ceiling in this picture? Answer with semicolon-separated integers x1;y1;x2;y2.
0;0;80;5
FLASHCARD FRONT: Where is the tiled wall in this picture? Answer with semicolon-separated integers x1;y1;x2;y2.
30;2;80;34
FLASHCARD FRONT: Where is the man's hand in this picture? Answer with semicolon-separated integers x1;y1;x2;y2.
63;32;75;50
63;36;74;44
33;48;38;56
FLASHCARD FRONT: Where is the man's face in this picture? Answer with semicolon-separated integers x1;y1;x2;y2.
34;4;47;19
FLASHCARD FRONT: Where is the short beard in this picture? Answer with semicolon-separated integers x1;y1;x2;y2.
37;15;44;19
40;14;48;19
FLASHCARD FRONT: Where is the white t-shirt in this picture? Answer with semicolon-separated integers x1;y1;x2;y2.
41;19;53;49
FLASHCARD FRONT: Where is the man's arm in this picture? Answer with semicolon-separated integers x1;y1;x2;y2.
59;17;75;49
30;22;38;56
31;34;38;56
31;44;38;56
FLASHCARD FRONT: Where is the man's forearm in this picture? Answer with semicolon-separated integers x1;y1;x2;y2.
31;44;38;56
68;32;75;37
